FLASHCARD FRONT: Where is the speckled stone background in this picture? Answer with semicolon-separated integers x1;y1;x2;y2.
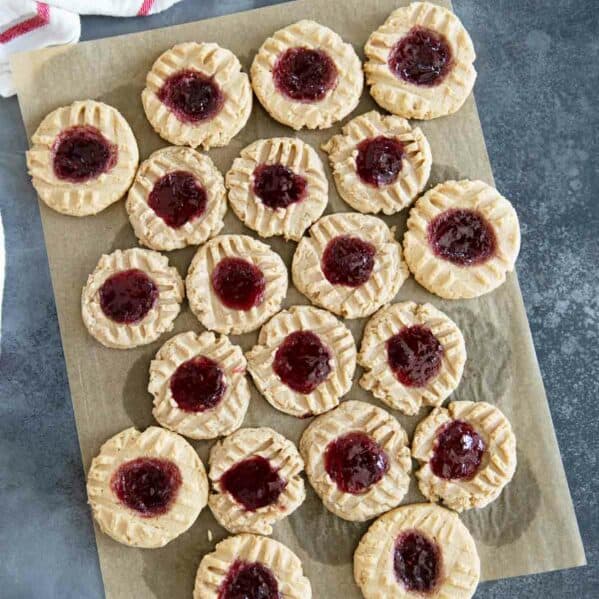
0;1;596;597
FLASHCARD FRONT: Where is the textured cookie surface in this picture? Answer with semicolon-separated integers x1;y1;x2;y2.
292;212;409;318
81;248;184;349
226;137;328;241
251;20;363;130
359;301;466;415
149;331;250;440
300;400;411;521
208;427;305;535
354;503;480;598
27;100;139;216
186;234;288;335
246;306;356;417
322;110;431;214
193;533;312;599
142;42;252;149
364;2;477;119
403;179;520;299
87;427;208;548
412;400;517;511
126;146;226;250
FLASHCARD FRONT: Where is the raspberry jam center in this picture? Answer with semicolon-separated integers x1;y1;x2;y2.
169;356;226;413
273;47;338;102
211;257;266;311
394;531;441;594
273;331;332;394
148;171;207;228
111;457;182;517
324;432;389;494
252;163;307;210
428;209;497;266
53;125;117;182
356;136;404;187
220;456;287;511
99;269;158;324
321;235;376;287
158;69;224;123
218;560;280;599
430;420;485;480
389;26;453;86
387;325;444;387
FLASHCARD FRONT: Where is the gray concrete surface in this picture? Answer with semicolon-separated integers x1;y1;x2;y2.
0;0;596;597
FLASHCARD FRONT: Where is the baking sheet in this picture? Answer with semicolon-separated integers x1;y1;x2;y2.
11;0;585;596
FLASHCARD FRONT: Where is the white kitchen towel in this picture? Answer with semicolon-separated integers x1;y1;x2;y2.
41;0;183;16
0;0;183;97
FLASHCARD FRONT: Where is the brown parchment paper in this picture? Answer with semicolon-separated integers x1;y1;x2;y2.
12;0;586;596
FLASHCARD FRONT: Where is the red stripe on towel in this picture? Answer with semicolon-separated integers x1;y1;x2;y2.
138;0;157;16
0;3;50;44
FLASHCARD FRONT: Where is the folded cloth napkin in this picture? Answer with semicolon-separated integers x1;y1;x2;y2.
0;0;183;97
40;0;183;16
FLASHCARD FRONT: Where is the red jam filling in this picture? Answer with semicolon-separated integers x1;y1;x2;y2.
273;47;338;102
389;26;453;87
252;163;307;210
356;136;404;187
430;420;485;480
158;69;224;123
99;269;158;324
273;331;332;394
220;456;287;511
148;170;207;228
169;356;226;413
211;257;266;311
218;560;280;599
52;125;117;182
321;235;376;287
324;432;389;494
394;531;441;594
386;325;444;387
111;457;182;517
428;209;497;266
